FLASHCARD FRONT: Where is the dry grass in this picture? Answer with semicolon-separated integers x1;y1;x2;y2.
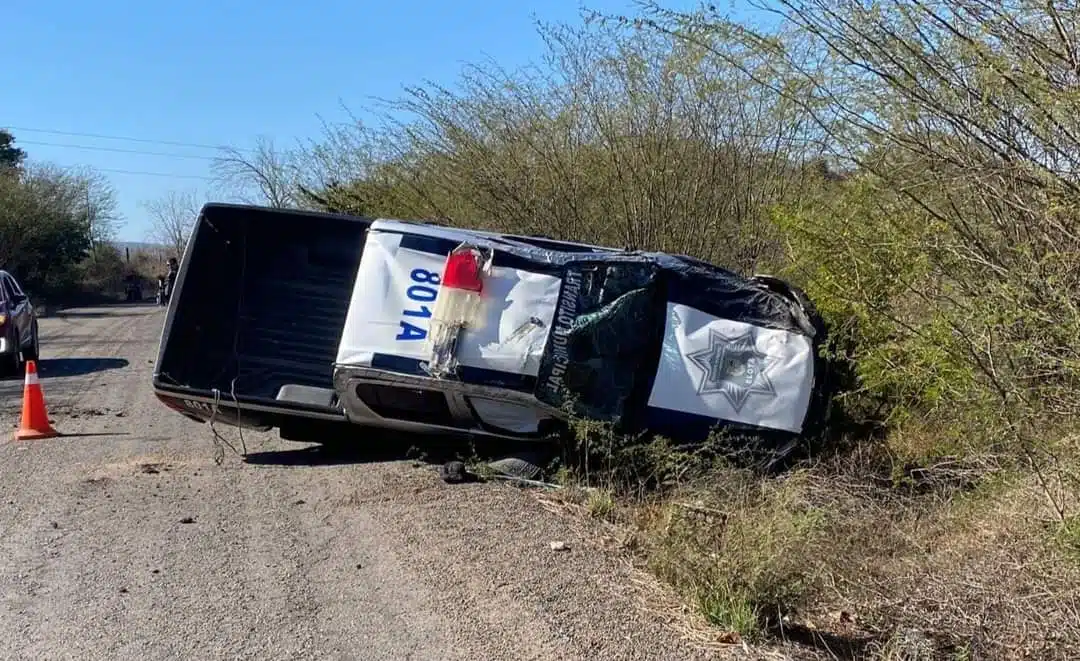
587;488;617;520
848;473;1080;659
555;430;1080;660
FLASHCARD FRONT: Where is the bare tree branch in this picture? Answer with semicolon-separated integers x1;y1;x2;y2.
211;136;300;208
140;190;201;260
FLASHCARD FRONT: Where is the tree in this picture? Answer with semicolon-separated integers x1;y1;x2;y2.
0;130;26;171
0;165;106;299
211;136;299;208
0;133;124;301
58;165;121;245
141;190;201;260
636;0;1080;430
295;20;824;272
80;243;127;294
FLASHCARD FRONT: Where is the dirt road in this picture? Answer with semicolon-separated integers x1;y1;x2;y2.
0;304;718;661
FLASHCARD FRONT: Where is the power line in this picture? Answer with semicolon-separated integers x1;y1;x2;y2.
18;139;222;161
71;166;216;181
2;124;249;153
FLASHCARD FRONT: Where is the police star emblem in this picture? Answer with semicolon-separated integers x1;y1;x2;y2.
686;328;778;413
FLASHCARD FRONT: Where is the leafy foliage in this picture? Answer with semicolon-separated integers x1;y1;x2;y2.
0;130;26;171
757;0;1080;450
0;144;120;301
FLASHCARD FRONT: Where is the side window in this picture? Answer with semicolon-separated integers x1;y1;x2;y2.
8;276;23;296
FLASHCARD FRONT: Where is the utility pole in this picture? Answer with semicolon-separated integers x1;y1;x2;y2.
86;187;94;251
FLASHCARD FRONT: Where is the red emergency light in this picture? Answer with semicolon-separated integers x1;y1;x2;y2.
441;248;485;293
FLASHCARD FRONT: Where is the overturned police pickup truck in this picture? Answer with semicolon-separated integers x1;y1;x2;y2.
153;203;831;458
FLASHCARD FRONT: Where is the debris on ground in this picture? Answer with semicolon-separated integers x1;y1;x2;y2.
486;453;546;481
439;461;468;484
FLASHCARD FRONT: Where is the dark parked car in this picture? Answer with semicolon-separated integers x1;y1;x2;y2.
0;270;39;376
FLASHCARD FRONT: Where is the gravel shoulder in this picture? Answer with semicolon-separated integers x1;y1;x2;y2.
0;304;722;661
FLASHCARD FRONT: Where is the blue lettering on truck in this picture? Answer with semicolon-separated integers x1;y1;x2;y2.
396;268;441;341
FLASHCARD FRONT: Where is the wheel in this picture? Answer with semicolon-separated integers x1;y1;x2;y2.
22;322;39;362
0;353;16;378
1;330;24;378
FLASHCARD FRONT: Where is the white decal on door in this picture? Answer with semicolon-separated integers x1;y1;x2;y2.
686;327;778;413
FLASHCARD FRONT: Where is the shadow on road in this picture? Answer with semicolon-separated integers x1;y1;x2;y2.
243;432;471;468
47;303;160;319
243;423;559;473
38;358;130;378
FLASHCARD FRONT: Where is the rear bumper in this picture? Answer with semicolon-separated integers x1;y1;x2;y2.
152;384;347;431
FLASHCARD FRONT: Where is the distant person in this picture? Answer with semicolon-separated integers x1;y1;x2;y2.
159;258;179;306
164;258;179;300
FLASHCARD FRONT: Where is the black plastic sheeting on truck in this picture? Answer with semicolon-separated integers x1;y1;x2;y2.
534;261;664;427
527;249;832;448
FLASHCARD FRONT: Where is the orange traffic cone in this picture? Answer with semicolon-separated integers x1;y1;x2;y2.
14;360;59;440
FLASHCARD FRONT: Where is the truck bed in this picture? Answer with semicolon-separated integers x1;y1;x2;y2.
153;204;370;419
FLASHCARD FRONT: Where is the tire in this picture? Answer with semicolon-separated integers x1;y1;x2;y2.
1;330;24;378
0;353;16;379
22;322;39;362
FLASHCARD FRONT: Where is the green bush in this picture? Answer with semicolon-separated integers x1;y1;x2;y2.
0;157;118;302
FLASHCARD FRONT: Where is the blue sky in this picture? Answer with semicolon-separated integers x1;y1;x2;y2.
3;0;769;242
